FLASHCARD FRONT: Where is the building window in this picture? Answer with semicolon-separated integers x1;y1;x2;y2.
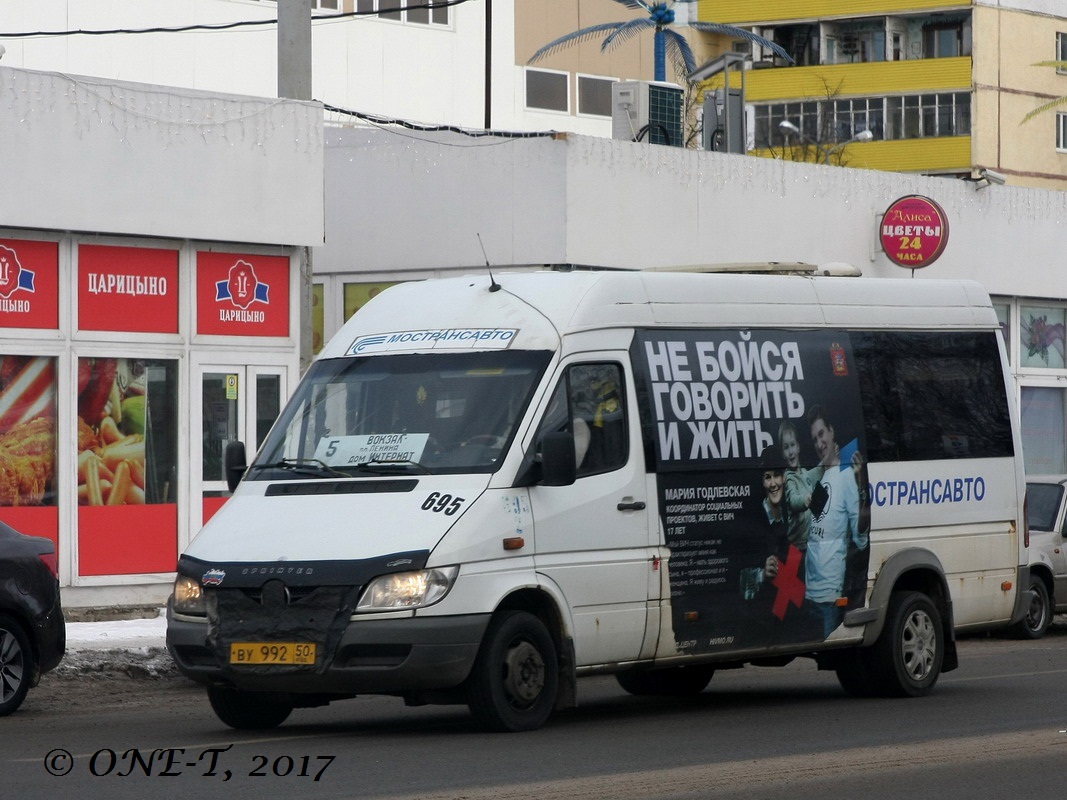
755;92;969;148
827;29;885;65
343;282;399;323
1058;113;1067;152
1021;387;1066;473
578;76;614;117
922;19;971;58
885;93;969;139
312;0;340;10
526;69;569;113
356;0;449;25
1058;32;1067;74
1020;305;1066;369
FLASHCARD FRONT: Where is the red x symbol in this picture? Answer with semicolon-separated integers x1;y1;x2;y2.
771;545;806;620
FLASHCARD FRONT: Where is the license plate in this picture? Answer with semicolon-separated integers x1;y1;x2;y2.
229;642;317;665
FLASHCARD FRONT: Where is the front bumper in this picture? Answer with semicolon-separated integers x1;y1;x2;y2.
32;582;65;679
167;610;491;695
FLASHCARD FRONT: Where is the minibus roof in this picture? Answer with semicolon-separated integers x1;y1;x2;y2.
323;271;998;358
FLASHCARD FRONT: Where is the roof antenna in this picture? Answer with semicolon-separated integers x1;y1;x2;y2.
477;233;502;293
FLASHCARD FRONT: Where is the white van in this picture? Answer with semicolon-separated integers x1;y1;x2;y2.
167;270;1030;732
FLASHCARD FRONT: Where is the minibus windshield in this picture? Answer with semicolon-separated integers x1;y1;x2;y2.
251;350;552;477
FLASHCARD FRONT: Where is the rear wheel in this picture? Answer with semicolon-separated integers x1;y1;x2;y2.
207;687;293;730
867;591;944;697
1011;575;1051;640
0;613;33;716
616;665;715;696
466;610;558;732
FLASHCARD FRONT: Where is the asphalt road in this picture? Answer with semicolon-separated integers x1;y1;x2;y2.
5;623;1067;799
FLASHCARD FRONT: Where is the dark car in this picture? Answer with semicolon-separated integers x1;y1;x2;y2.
0;522;65;715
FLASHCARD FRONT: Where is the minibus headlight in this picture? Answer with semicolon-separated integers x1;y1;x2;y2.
357;566;459;611
171;575;206;616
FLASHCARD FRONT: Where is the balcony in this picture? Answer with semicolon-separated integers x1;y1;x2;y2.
737;57;973;103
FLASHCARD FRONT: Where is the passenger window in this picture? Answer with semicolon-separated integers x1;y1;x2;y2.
537;364;627;477
852;330;1014;462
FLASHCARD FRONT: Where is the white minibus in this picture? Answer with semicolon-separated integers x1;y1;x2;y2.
167;270;1029;731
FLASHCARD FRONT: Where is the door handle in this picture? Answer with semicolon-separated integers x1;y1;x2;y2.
617;499;646;511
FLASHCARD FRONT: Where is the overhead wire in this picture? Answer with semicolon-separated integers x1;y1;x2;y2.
0;0;472;38
321;103;560;141
4;0;560;143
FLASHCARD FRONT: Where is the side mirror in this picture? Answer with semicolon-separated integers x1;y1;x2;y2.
224;440;247;493
539;431;576;487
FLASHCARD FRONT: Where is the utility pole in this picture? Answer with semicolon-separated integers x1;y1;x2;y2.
277;0;314;374
484;0;493;129
278;0;312;101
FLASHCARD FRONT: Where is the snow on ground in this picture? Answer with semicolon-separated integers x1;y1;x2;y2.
58;608;175;678
65;608;167;651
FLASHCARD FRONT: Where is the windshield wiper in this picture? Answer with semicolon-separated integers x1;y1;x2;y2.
250;457;349;479
349;458;433;475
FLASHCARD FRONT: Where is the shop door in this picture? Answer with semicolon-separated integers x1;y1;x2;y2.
195;365;287;532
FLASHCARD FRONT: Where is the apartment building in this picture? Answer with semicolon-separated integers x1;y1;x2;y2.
701;0;1067;188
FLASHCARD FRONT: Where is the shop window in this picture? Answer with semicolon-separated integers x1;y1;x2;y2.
343;281;399;323
77;358;179;576
1021;386;1066;474
578;76;614;117
526;69;569;113
1019;305;1066;369
312;283;325;354
0;355;57;508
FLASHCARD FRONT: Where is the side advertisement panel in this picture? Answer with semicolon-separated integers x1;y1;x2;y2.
632;329;872;655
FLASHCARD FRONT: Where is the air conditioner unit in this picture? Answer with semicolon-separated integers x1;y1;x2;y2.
612;81;684;147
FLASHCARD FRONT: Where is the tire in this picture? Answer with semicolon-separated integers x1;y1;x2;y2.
207;687;293;730
866;591;944;698
616;665;714;696
0;613;33;717
466;610;558;732
1011;576;1051;640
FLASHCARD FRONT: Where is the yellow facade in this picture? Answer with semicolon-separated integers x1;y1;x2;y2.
752;137;970;172
712;58;971;101
700;0;973;25
695;0;1067;187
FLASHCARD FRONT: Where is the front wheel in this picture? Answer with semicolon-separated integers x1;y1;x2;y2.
0;613;33;716
466;610;559;732
207;687;293;730
867;591;944;697
1011;575;1051;640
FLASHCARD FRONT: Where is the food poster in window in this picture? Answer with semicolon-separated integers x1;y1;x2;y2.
77;358;178;575
0;355;59;550
0;239;59;330
632;330;871;654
